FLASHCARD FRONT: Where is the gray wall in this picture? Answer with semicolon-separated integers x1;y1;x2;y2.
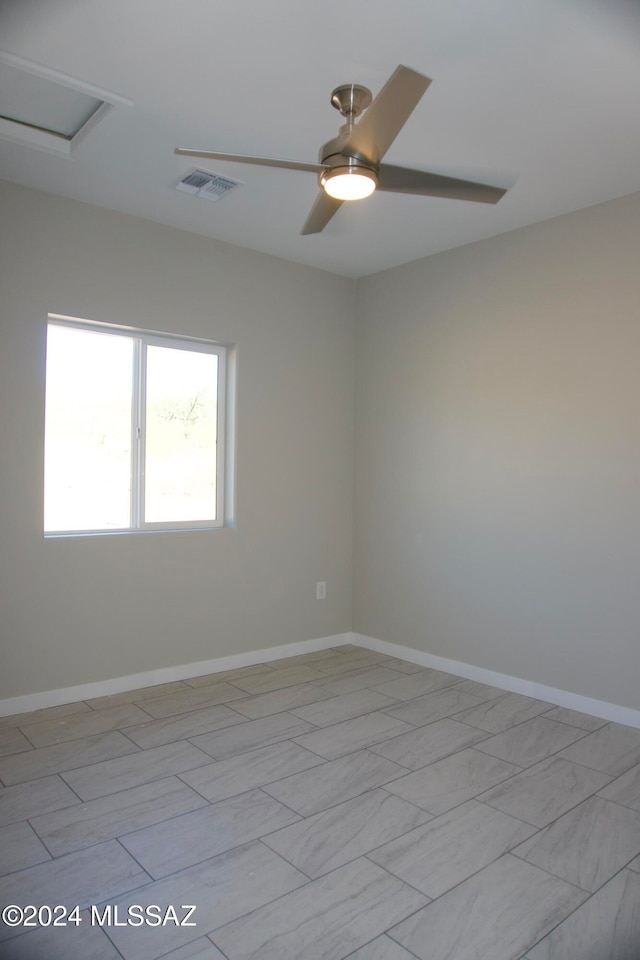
4;177;640;712
354;192;640;711
0;181;355;698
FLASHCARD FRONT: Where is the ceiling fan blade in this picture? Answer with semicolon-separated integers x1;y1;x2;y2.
301;191;344;235
378;163;507;203
347;65;431;164
174;148;326;174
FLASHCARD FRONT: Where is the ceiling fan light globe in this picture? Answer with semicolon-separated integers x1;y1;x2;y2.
322;168;377;201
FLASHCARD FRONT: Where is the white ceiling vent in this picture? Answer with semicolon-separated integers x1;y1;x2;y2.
176;169;243;202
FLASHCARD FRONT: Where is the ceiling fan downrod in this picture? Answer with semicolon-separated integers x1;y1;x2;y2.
330;83;373;122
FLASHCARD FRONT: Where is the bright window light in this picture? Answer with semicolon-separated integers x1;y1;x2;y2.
44;318;229;535
145;345;219;524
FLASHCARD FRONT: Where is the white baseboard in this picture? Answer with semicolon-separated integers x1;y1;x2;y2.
352;633;640;730
4;629;639;730
0;633;351;718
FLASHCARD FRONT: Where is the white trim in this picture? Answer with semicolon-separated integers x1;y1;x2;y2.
0;50;132;156
4;629;638;730
351;633;640;730
0;116;74;156
68;101;114;150
0;634;351;717
0;103;117;157
0;51;133;106
224;345;237;526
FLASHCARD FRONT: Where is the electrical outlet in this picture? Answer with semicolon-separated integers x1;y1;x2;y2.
316;581;327;600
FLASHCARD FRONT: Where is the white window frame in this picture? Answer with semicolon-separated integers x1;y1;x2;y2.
45;314;232;537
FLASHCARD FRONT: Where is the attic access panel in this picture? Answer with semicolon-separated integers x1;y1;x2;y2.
0;52;132;155
0;60;103;137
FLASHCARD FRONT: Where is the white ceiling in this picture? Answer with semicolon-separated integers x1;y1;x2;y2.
1;0;639;278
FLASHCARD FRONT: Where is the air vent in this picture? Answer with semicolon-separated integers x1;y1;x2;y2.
176;169;242;202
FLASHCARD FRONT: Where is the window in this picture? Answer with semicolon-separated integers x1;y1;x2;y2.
44;316;231;535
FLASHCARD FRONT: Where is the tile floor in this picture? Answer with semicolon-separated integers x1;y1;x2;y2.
1;644;640;959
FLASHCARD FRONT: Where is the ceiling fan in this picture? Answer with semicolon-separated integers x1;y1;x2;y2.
175;65;507;235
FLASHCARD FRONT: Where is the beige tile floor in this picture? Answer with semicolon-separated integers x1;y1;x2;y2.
1;644;640;959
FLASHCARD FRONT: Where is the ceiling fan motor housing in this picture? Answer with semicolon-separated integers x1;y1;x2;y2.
318;129;379;190
319;154;379;194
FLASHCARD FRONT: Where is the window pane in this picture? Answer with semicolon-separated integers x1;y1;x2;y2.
144;345;218;523
44;325;133;531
